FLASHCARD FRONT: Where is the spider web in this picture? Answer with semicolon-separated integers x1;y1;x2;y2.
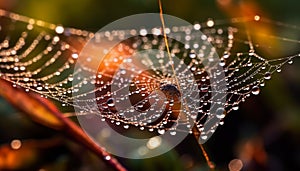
0;9;299;139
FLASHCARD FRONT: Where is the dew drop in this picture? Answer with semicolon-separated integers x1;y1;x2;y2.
251;86;260;95
200;135;208;140
68;77;74;81
170;131;176;135
216;108;225;119
264;72;271;80
232;103;239;110
219;60;226;67
200;84;209;92
158;129;165;135
193;23;201;30
223;51;230;59
189;51;196;59
72;53;78;59
106;98;115;107
120;69;126;75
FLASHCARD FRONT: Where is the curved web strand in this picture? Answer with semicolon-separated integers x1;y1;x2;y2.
0;9;299;136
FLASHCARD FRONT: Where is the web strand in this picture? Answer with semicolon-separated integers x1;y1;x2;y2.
0;9;299;138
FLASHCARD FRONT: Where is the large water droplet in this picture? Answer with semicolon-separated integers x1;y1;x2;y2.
264;72;271;80
251;86;260;95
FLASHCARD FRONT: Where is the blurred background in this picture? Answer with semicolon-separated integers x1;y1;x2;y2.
0;0;299;170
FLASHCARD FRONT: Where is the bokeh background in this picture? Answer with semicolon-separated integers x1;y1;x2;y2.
0;0;299;170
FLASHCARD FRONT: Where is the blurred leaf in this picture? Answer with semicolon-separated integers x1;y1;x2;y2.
0;78;127;171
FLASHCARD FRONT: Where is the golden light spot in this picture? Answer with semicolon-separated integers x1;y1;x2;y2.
55;25;64;34
10;139;22;150
228;159;243;171
207;19;215;27
254;15;260;21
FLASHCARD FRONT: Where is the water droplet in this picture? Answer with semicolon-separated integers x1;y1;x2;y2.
216;108;225;119
189;51;196;59
288;59;293;64
120;69;126;75
200;84;209;92
158;129;165;135
106;98;115;107
223;52;230;59
232;103;239;110
219;60;225;66
264;72;271;80
72;53;78;59
251;86;260;95
200;135;208;140
140;29;147;36
193;23;201;30
170;131;176;135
